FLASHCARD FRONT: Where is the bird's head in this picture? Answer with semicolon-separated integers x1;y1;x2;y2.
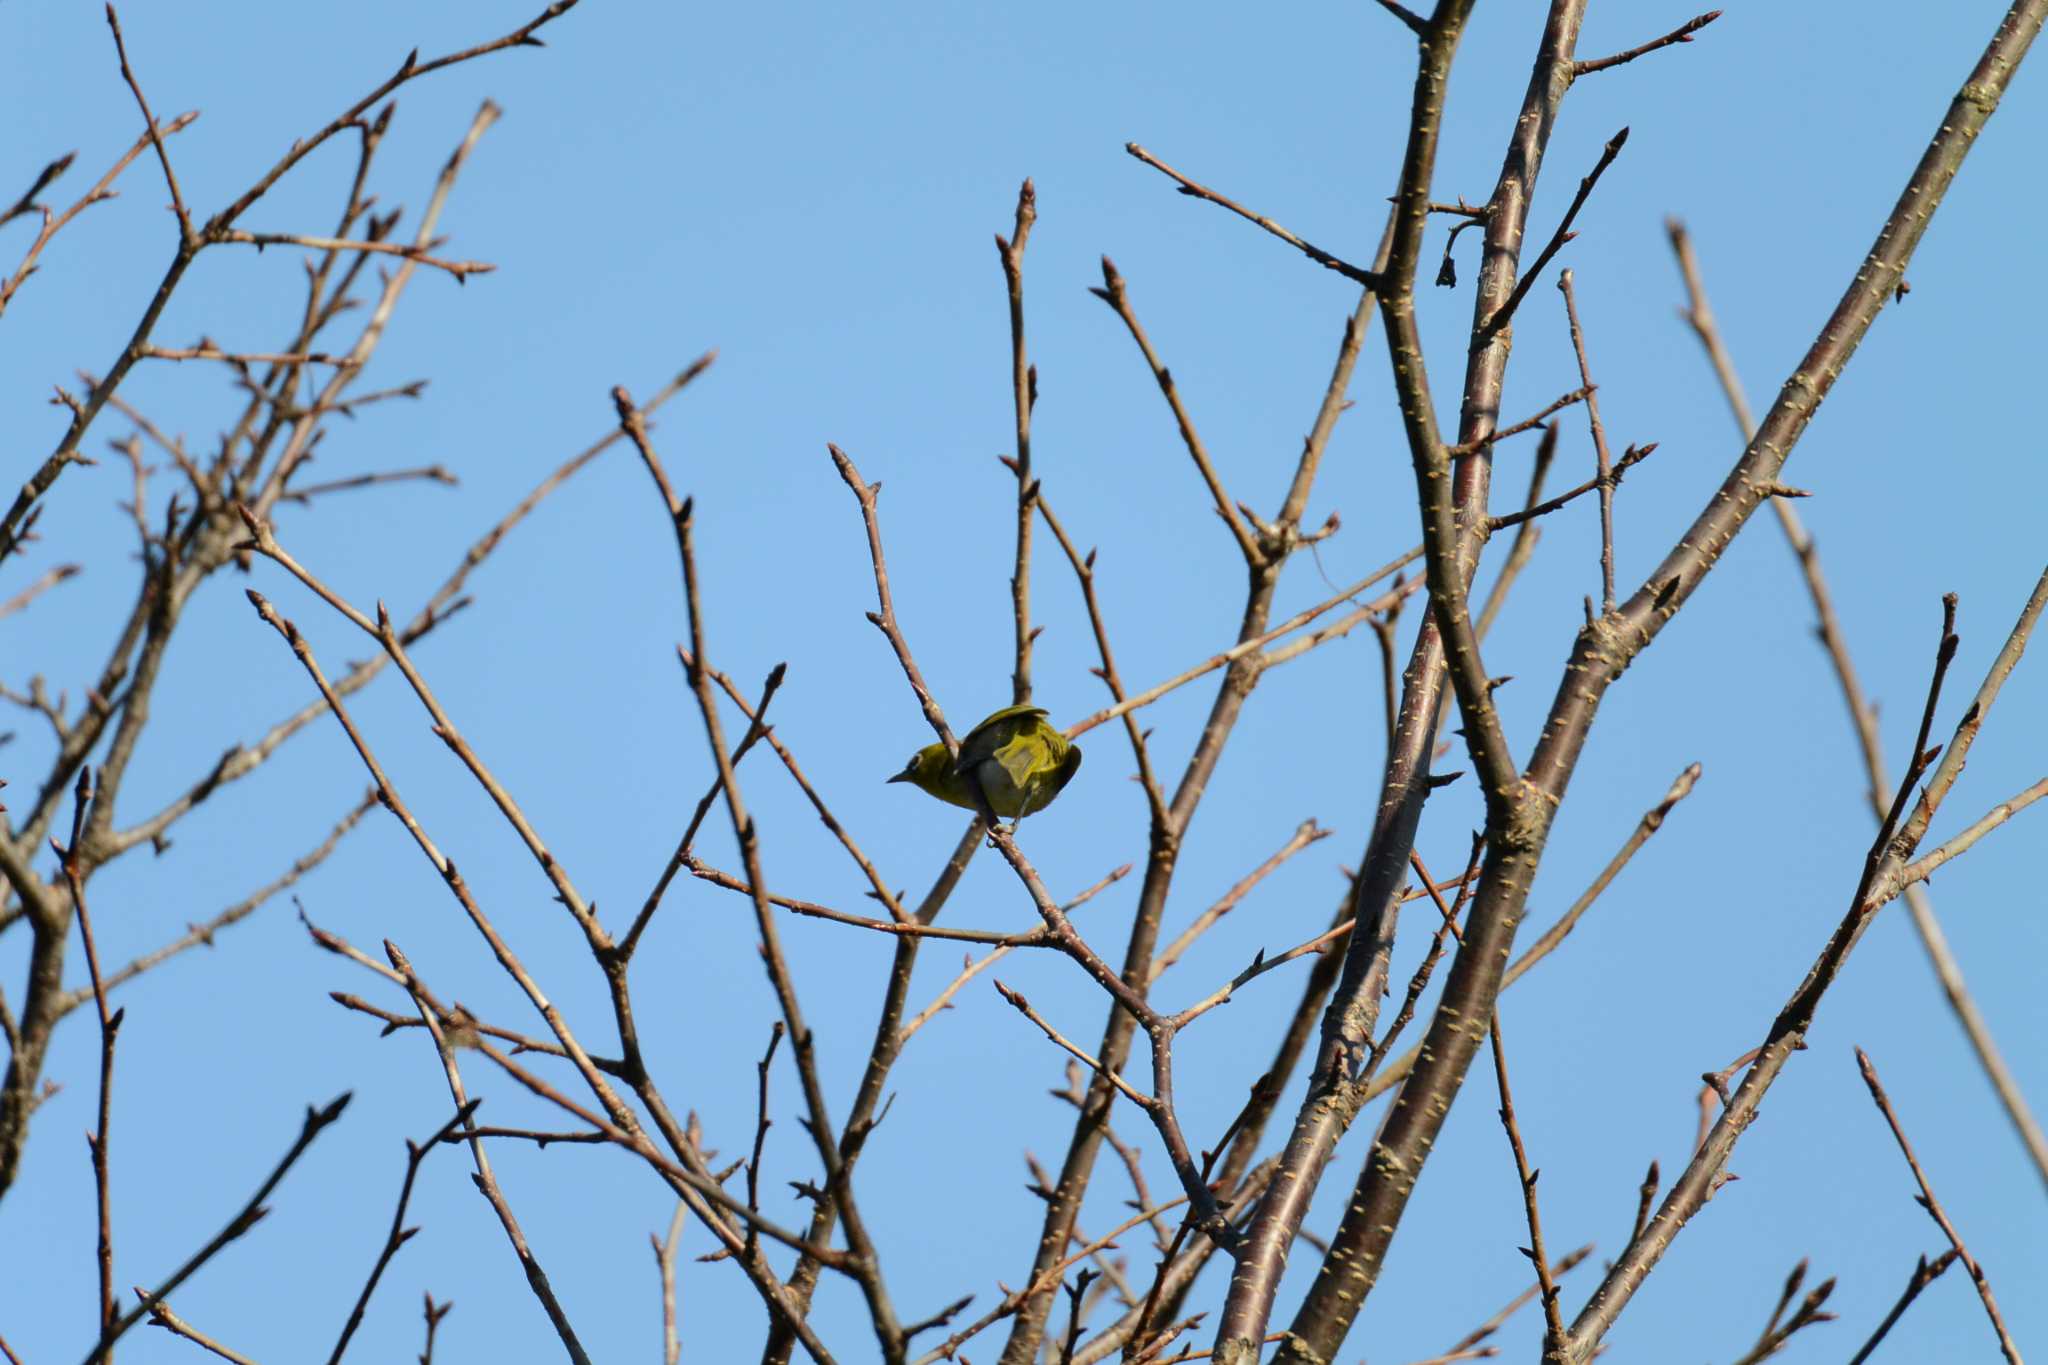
887;742;953;798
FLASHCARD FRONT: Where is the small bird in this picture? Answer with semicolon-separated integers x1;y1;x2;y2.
887;703;1082;823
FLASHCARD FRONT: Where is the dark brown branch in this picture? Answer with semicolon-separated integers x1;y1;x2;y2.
1486;441;1654;534
744;1023;784;1263
1487;1012;1566;1362
911;1195;1193;1365
1374;0;1429;38
1449;385;1590;453
1477;127;1628;341
1124;143;1381;291
896;866;1130;1045
419;1296;451;1364
0;150;75;229
1571;11;1721;77
1626;1160;1660;1252
1847;1250;1958;1365
1223;10;1496;1352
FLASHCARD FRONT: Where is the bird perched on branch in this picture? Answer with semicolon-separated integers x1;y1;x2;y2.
888;703;1082;824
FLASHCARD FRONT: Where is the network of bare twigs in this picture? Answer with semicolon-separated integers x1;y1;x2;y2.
3;3;2044;1364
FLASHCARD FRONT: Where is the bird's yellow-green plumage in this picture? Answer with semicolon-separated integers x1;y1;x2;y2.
887;704;1082;821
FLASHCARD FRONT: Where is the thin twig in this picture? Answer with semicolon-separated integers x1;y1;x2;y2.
910;1195;1192;1365
896;866;1128;1046
745;1023;785;1262
1;150;75;229
67;791;377;1012
326;1101;481;1365
1449;386;1590;454
419;1295;451;1365
620;392;899;1359
278;464;457;505
145;1300;258;1365
1847;1250;1959;1365
1028;479;1169;822
211;229;491;278
1363;840;1483;1082
1365;762;1700;1104
1150;821;1330;981
84;1094;353;1364
1088;257;1263;564
998;178;1038;706
996;983;1153;1109
1485;442;1654;534
0;563;82;619
1486;1012;1566;1361
1900;776;2048;888
1066;550;1421;738
105;4;192;239
1475;423;1559;641
654;1200;688;1365
1727;1259;1836;1365
1566;574;2047;1359
1556;270;1616;612
1571;11;1722;77
1442;1245;1593;1357
385;945;593;1363
1855;1048;2021;1363
1478;129;1629;340
1124;144;1380;290
1668;215;2048;1189
58;771;121;1345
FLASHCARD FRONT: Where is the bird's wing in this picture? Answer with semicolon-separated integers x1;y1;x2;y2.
989;729;1047;789
1049;744;1083;798
957;704;1049;768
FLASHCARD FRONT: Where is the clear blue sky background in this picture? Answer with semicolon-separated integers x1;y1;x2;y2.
3;2;2043;1361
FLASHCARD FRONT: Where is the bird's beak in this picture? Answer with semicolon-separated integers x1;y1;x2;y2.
886;770;910;784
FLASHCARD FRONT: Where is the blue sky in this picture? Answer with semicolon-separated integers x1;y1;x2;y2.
2;2;2044;1361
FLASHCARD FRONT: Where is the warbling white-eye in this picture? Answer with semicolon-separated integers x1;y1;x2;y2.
887;703;1082;823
